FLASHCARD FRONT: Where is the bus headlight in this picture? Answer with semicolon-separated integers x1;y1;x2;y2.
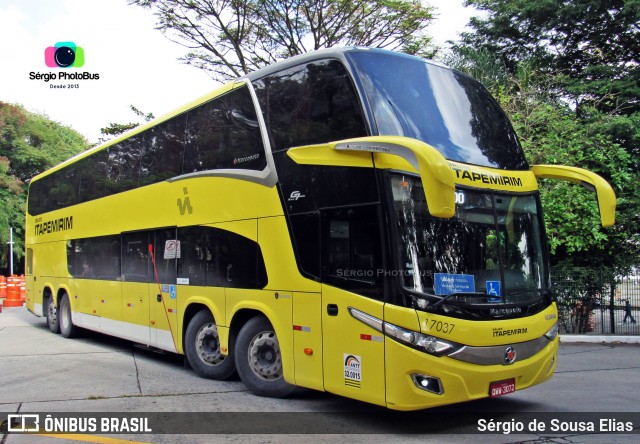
544;322;559;340
384;323;462;356
348;307;461;356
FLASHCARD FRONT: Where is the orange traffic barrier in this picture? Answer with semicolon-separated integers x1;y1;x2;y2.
19;275;26;303
4;276;23;307
0;276;6;301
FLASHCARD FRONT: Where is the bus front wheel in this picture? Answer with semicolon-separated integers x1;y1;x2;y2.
46;295;60;334
59;293;80;338
185;309;236;380
235;316;295;398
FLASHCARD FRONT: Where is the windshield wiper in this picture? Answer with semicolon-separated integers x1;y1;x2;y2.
430;292;487;309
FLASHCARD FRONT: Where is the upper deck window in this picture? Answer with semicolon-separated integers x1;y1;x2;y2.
347;51;528;170
28;85;265;216
252;59;368;152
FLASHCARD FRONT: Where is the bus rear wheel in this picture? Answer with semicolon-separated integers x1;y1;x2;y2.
185;309;236;380
235;316;295;398
59;293;80;338
46;295;60;334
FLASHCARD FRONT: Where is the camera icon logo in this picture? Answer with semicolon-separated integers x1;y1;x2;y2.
44;42;84;68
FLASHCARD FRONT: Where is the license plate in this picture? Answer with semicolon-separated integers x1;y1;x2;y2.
489;378;516;398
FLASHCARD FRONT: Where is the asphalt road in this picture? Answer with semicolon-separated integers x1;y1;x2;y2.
1;305;639;443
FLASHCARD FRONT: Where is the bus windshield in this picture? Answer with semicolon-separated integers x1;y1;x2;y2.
347;50;528;170
391;174;548;313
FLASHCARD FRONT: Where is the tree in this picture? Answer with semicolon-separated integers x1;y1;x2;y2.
0;157;24;272
0;103;88;182
129;0;436;81
461;0;640;115
0;102;88;273
97;105;155;144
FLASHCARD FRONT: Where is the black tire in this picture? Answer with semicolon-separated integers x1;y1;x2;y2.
235;316;295;398
45;295;60;334
185;310;236;380
59;293;80;338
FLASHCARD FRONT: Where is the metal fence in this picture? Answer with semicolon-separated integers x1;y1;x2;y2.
551;267;639;335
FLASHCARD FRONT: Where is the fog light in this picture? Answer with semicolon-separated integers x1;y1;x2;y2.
547;356;555;374
411;374;444;395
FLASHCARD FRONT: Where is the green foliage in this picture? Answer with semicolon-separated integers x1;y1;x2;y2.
462;0;640;114
130;0;436;81
495;78;634;262
0;102;88;272
0;157;25;269
0;103;88;182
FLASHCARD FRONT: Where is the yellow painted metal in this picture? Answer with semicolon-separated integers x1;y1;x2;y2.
532;164;617;227
448;160;539;192
321;284;386;407
384;335;558;410
291;292;324;390
26;177;283;246
121;282;151;343
416;303;558;347
286;144;373;168
289;135;456;218
258;216;321;293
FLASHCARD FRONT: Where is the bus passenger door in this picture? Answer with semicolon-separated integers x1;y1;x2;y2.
121;231;152;345
320;206;386;407
149;229;179;352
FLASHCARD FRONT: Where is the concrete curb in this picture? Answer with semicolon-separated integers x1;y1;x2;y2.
560;335;640;344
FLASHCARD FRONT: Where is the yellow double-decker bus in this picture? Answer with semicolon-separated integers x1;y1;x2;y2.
25;48;616;410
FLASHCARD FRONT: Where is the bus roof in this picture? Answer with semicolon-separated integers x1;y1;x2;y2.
243;47;450;82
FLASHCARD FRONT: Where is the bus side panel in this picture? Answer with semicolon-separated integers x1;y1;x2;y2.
99;280;123;330
72;279;102;316
25;246;37;315
120;282;151;345
292;291;323;390
30;241;70;314
257;216;321;293
321;285;386;407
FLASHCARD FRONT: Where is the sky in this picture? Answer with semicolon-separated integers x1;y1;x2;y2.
0;0;479;144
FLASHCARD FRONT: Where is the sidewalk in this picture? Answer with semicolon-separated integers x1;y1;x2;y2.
560;334;640;344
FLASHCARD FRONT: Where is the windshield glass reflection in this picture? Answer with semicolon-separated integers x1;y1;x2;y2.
348;51;528;170
391;174;547;308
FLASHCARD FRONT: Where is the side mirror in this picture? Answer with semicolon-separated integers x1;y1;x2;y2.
531;165;616;227
287;136;456;218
